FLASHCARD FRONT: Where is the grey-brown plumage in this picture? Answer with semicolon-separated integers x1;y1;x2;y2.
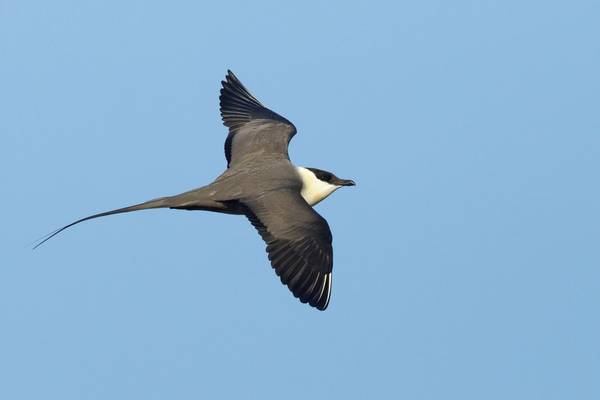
35;70;355;311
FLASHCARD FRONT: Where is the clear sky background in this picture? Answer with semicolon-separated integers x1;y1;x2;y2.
1;1;599;399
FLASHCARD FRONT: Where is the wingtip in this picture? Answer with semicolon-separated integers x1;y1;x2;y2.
314;273;332;310
225;69;238;84
219;70;265;119
221;69;243;93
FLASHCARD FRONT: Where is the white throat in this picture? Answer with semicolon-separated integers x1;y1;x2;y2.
296;167;340;206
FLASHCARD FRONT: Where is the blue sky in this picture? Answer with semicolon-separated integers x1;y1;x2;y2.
1;1;599;399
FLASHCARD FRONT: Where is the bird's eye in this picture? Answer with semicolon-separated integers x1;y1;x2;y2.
321;173;332;181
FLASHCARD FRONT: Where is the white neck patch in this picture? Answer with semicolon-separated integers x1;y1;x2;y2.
296;167;340;206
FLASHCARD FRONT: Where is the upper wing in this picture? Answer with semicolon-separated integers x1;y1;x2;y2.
240;190;333;310
220;70;297;167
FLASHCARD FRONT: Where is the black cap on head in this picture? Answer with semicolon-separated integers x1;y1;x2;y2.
306;167;355;186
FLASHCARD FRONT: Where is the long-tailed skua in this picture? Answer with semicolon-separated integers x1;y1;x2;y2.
35;70;355;310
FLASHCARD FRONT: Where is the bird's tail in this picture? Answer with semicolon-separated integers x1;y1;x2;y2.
32;196;172;249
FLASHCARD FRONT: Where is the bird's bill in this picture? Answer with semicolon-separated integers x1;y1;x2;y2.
335;178;356;187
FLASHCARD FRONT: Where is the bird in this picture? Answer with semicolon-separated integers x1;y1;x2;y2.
35;70;355;310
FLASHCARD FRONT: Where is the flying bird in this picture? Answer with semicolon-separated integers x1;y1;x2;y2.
35;70;355;310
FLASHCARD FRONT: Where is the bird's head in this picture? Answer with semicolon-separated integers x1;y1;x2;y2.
306;167;356;188
296;167;355;206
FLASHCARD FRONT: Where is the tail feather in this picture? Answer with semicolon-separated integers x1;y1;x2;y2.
33;196;172;249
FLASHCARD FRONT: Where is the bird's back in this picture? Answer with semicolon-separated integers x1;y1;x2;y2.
210;158;302;202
